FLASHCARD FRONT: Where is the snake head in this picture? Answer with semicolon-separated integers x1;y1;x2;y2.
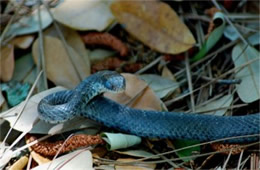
100;71;126;93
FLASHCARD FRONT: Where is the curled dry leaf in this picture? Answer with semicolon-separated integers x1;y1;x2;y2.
52;0;115;31
0;44;14;82
32;36;89;89
82;32;128;57
11;35;34;49
111;1;196;54
104;73;162;111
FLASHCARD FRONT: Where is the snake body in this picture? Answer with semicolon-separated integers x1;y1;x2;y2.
38;71;260;143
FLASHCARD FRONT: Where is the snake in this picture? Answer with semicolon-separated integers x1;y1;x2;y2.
38;71;260;143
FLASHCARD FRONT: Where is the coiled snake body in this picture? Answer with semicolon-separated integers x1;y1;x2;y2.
38;71;260;143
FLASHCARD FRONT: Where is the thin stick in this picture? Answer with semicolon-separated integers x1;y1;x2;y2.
135;56;162;75
37;2;48;91
223;149;233;169
237;149;244;169
185;53;195;112
0;0;25;43
165;57;259;106
96;142;259;165
47;134;75;170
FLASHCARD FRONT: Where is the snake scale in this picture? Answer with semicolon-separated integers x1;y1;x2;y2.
38;71;260;143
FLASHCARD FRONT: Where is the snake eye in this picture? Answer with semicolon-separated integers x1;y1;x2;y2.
105;81;114;90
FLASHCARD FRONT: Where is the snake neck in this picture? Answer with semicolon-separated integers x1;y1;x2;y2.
74;76;106;104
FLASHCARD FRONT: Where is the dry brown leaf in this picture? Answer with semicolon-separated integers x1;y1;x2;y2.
30;151;51;165
9;156;28;170
11;35;34;49
115;158;156;170
32;36;89;89
52;0;114;31
0;90;5;107
111;1;196;54
44;25;91;76
104;73;162;111
0;44;14;81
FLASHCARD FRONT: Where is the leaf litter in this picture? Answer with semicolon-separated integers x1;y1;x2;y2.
0;0;259;169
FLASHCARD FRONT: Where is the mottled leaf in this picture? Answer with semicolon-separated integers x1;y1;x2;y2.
111;1;195;54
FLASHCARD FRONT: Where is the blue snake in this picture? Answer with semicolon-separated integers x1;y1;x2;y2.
38;71;260;143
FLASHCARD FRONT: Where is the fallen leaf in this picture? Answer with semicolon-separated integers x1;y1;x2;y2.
52;0;115;31
24;67;38;85
12;53;35;82
195;94;233;116
104;73;162;111
0;44;14;82
30;151;51;165
32;149;93;170
0;91;5;108
11;35;34;49
161;66;181;95
101;133;141;150
232;42;260;103
191;12;226;62
139;74;179;99
9;156;28;170
32;36;89;89
6;6;52;37
115;158;156;170
0;87;100;134
115;150;159;159
111;1;195;54
173;139;200;162
0;149;14;169
1;82;30;107
44;25;91;76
